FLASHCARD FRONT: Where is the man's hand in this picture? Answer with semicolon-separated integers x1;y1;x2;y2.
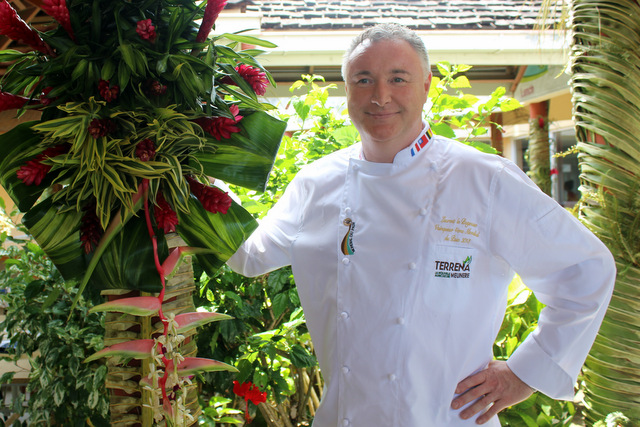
451;360;534;424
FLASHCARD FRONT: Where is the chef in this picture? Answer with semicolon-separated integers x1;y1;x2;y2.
228;23;615;426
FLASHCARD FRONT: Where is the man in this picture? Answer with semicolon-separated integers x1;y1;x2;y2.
228;23;615;426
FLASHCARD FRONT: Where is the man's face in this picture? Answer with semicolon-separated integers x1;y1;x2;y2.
344;38;431;160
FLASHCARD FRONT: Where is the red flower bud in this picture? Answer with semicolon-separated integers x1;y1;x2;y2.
88;118;116;138
144;79;167;97
196;0;227;43
16;144;69;186
80;202;103;254
0;0;51;54
136;18;157;43
135;138;156;162
0;91;31;112
98;79;119;102
41;0;75;41
194;104;243;141
187;177;232;215
154;192;178;233
235;64;269;96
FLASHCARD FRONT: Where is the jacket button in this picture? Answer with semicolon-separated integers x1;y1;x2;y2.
397;317;405;325
342;419;350;427
345;207;351;215
342;258;350;265
419;207;428;216
409;262;417;270
341;311;349;320
388;373;397;381
342;366;350;374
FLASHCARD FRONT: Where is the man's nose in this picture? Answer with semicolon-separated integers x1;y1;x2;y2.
371;83;391;106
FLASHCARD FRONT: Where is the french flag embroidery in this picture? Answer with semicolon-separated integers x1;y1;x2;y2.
410;127;434;157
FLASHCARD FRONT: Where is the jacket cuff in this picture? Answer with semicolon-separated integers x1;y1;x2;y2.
507;336;575;400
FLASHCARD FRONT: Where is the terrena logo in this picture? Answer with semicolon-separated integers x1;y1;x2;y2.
434;256;472;279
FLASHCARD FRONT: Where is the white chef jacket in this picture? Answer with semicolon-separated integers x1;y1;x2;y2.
227;124;615;427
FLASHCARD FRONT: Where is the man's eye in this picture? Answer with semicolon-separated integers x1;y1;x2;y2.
357;78;371;84
393;77;406;83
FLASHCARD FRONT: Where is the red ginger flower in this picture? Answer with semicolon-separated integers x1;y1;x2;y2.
80;203;103;254
187;177;232;214
194;104;242;141
0;0;50;54
88;118;116;138
16;144;69;186
136;138;156;162
41;0;74;41
154;192;178;233
98;79;119;102
136;18;156;43
144;79;167;96
233;381;267;423
235;64;269;96
196;0;227;43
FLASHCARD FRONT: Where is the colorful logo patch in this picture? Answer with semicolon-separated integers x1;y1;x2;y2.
341;218;356;255
434;255;472;278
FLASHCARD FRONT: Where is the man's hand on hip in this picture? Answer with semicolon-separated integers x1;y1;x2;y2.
451;360;534;424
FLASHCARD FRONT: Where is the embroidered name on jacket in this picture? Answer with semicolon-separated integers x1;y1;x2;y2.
434;255;472;278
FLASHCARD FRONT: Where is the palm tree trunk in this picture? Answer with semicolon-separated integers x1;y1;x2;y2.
571;0;640;422
527;101;552;195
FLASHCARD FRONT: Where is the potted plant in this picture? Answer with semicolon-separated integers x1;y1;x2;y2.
0;0;285;424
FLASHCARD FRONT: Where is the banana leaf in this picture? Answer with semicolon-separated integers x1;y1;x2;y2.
0;121;49;212
192;110;286;191
176;196;257;275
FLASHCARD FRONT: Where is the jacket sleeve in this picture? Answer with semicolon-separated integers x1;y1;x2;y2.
488;162;615;400
227;173;307;277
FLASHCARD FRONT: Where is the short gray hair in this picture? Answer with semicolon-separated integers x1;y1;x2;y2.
341;23;431;80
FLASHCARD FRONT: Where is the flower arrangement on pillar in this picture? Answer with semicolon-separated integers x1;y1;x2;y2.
0;0;285;424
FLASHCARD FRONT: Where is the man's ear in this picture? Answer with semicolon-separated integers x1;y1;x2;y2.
424;72;433;94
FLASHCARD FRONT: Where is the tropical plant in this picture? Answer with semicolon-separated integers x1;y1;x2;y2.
567;0;640;423
0;0;285;424
0;204;108;425
526;101;552;195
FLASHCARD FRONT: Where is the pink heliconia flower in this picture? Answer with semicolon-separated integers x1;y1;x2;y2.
41;0;75;41
136;18;156;43
0;0;51;54
196;0;227;43
194;104;243;141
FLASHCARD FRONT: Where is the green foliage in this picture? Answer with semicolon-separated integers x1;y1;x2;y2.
495;276;577;426
428;62;521;153
0;207;108;426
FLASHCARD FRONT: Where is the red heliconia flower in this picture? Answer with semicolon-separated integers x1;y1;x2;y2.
154;192;179;233
136;138;156;162
194;104;243;141
235;64;269;96
233;380;267;423
98;79;119;102
41;0;75;41
144;79;167;97
0;0;51;54
196;0;227;43
187;177;233;215
538;116;545;129
80;203;103;254
16;144;69;186
88;118;116;138
136;18;156;43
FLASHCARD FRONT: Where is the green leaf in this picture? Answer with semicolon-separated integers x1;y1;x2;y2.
271;292;289;319
289;344;317;368
431;122;456;139
193;111;285;191
175;197;258;275
219;33;278;49
0;121;47;212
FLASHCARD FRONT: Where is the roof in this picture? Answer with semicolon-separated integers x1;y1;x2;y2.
245;0;557;31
